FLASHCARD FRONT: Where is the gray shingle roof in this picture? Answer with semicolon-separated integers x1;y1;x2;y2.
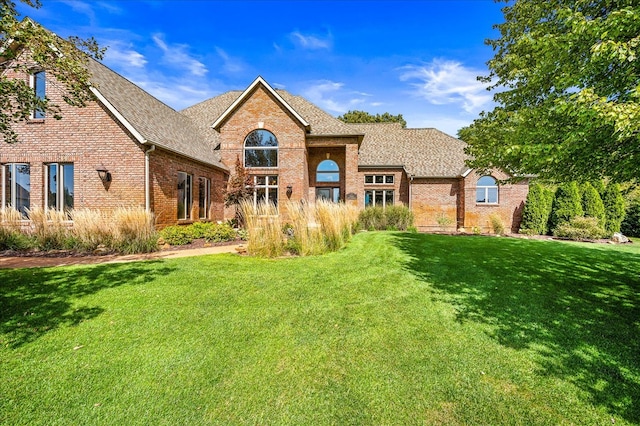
181;79;469;177
86;58;226;170
352;123;470;178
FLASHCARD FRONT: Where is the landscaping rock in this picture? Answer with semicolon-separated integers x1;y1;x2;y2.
611;232;630;243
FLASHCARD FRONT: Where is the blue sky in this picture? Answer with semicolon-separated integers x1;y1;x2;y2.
17;0;505;136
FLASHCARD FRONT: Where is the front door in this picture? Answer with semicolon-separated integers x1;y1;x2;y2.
316;187;340;202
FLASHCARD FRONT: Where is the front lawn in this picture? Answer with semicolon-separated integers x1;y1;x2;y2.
1;233;638;425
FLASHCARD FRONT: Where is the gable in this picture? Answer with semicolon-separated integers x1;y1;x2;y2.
211;76;309;132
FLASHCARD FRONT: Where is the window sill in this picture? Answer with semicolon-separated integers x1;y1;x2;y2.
476;203;500;206
27;119;45;124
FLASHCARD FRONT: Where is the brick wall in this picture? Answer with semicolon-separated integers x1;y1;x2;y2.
2;59;147;213
462;170;529;233
410;178;461;232
149;149;226;228
216;85;308;219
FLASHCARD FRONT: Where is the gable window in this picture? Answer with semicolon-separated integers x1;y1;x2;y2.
252;175;278;207
45;163;74;212
365;174;394;184
316;160;339;182
244;129;278;168
476;176;498;204
364;189;394;208
177;172;193;220
2;163;30;217
31;70;46;119
198;177;211;220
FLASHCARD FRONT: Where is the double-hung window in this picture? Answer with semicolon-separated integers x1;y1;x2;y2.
177;172;193;220
2;163;31;217
198;177;211;220
45;163;74;212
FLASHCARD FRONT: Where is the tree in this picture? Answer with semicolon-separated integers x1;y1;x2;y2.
520;182;554;235
337;110;407;128
549;182;583;231
459;0;640;184
602;182;626;233
1;0;104;143
224;156;254;226
581;182;606;228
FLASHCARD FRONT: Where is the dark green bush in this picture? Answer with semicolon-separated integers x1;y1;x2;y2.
549;182;583;232
553;216;607;240
520;182;554;235
621;200;640;237
581;182;606;228
159;225;193;246
0;229;34;251
603;183;626;234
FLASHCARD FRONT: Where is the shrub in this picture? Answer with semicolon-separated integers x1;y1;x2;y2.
358;206;386;231
581;182;606;228
384;205;414;231
159;225;193;246
489;214;505;235
520;183;555;235
603;183;626;234
202;223;237;243
621;200;640;237
0;208;32;250
549;182;583;232
553;216;607;241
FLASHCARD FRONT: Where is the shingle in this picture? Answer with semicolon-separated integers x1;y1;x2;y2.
86;58;226;170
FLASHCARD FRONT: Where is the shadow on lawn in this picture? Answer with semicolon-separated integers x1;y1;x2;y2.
393;232;640;423
0;261;175;349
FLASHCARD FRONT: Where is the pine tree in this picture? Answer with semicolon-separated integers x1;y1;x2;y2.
520;183;554;235
602;183;626;234
549;182;583;232
581;182;606;228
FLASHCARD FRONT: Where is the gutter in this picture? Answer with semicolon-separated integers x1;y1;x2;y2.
145;144;156;212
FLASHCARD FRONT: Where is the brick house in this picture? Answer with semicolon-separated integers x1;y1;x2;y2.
2;53;528;232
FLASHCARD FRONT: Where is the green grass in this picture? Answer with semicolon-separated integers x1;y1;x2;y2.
1;233;639;425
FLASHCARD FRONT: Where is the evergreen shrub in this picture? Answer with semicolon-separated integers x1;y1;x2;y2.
603;183;626;234
520;183;554;235
549;182;583;232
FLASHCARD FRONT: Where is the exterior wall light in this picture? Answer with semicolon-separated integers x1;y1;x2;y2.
286;185;293;198
96;165;112;183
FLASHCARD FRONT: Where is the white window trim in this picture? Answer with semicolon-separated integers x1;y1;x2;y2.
177;172;193;220
252;175;278;207
29;71;46;119
365;189;394;209
364;174;394;185
244;130;278;169
44;163;73;213
198;177;211;220
476;178;499;205
3;163;31;218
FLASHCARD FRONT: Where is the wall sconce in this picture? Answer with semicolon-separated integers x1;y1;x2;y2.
286;185;293;198
96;165;112;183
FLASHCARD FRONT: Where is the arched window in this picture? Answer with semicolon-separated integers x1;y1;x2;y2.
316;159;339;183
476;175;498;204
244;129;278;168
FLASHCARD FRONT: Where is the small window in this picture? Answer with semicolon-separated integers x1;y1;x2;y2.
476;176;498;204
177;172;193;220
252;175;278;207
364;189;394;208
244;129;278;168
45;163;74;213
198;177;211;220
365;174;394;185
316;160;339;183
32;71;46;119
3;163;31;217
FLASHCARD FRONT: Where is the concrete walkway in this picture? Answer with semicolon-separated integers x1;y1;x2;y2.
0;244;243;269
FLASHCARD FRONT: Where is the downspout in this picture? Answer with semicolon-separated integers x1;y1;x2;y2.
145;144;156;212
409;173;414;210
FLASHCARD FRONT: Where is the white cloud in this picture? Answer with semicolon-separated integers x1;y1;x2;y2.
290;31;332;50
152;33;208;77
399;59;493;114
300;80;368;113
133;77;216;110
215;47;244;74
103;44;147;69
